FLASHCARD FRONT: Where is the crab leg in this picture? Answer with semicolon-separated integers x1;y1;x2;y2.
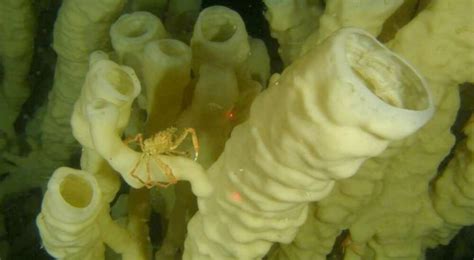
124;133;145;151
171;128;200;160
129;154;146;186
152;156;177;188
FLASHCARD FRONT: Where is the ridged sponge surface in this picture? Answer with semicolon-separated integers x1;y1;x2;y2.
183;28;433;260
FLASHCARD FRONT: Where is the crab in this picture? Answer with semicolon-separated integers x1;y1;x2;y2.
124;127;199;188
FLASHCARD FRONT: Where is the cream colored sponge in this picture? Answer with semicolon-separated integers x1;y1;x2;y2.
71;52;212;196
183;28;434;259
37;167;104;259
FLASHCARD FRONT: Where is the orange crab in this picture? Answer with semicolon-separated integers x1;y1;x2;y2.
124;127;199;188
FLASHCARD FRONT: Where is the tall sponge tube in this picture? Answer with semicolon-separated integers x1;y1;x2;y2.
183;28;434;260
36;167;104;259
71;51;141;153
71;52;212;196
37;167;147;260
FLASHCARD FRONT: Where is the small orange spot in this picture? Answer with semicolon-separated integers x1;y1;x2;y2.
230;191;242;202
225;108;236;121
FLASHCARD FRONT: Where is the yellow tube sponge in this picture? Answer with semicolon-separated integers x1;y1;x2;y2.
281;1;473;259
4;0;127;184
40;0;125;161
110;11;167;69
37;167;105;259
0;0;35;137
87;100;212;195
110;11;172;127
157;7;261;257
302;0;403;54
430;116;474;246
177;64;239;168
71;51;141;152
190;6;250;70
37;167;148;260
142;39;192;133
179;6;252;168
183;28;433;260
343;0;474;258
0;0;125;205
71;52;212;195
263;0;324;65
